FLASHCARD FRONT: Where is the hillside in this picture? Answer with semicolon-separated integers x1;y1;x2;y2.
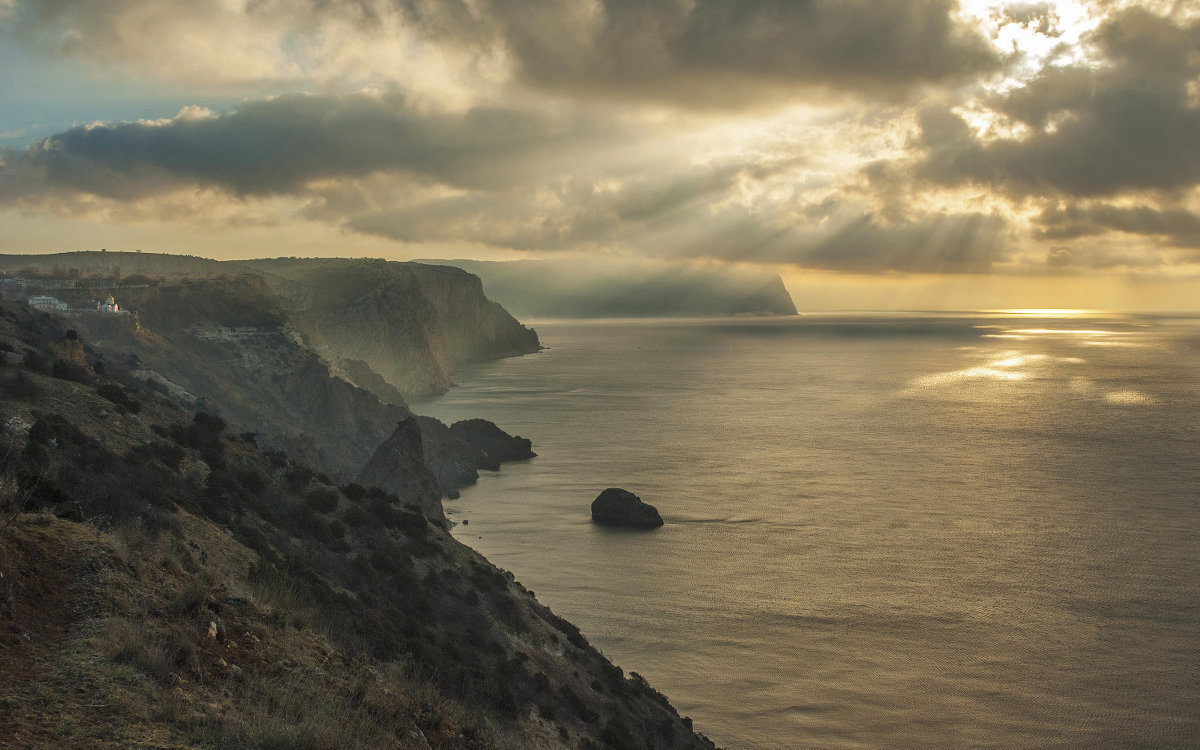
420;258;798;318
0;252;542;398
237;257;541;397
0;253;542;501
0;298;721;749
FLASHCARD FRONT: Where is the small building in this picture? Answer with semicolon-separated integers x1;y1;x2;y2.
97;294;120;313
28;295;68;312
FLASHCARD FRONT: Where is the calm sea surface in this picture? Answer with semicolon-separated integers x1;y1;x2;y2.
415;313;1200;750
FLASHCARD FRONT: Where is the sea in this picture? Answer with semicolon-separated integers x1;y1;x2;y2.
413;312;1200;750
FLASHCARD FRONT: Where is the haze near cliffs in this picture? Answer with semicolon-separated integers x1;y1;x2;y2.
0;251;540;507
423;258;798;318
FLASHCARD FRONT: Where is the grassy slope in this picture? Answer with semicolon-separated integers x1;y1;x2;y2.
0;300;720;750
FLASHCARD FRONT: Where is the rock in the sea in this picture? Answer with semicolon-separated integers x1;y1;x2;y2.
591;488;663;529
449;419;536;463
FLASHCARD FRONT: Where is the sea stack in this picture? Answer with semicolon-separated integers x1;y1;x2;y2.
591;488;664;529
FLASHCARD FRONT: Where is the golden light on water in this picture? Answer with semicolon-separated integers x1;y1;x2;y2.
986;309;1109;318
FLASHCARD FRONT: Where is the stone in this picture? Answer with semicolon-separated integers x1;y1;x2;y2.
590;488;663;529
449;419;536;463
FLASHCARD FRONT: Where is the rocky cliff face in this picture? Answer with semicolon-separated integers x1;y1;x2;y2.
239;258;540;398
3;252;542;498
421;257;799;318
3;252;542;399
0;299;722;750
71;276;408;481
357;417;444;521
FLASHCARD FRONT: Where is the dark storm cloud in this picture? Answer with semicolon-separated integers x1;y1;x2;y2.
6;0;1002;106
0;92;590;203
915;8;1200;198
1035;203;1200;248
457;0;1002;104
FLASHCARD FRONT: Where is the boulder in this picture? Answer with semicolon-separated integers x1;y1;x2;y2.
591;488;663;529
449;419;536;463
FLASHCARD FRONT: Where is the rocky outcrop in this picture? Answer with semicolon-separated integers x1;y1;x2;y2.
356;417;443;521
421;257;799;318
418;417;536;498
0;298;720;750
239;258;541;397
415;416;485;497
449;418;536;464
71;276;407;481
591;488;664;529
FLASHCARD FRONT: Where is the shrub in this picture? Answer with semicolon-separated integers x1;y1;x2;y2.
4;371;40;400
96;382;140;414
304;487;339;514
339;483;367;503
22;350;49;374
285;465;314;493
51;358;91;383
295;505;334;544
342;505;370;527
239;467;268;494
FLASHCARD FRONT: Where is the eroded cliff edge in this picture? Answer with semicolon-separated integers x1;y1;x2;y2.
238;257;541;399
1;252;541;502
0;298;721;750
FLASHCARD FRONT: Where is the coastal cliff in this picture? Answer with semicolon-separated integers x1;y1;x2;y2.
422;257;799;318
0;299;721;749
69;275;408;481
239;258;541;398
1;252;542;399
1;252;542;494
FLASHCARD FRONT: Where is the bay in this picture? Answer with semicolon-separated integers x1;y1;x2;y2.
415;313;1200;749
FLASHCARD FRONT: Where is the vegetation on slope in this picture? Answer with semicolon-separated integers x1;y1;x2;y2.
0;299;719;749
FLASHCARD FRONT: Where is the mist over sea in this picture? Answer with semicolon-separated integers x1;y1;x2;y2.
415;313;1200;750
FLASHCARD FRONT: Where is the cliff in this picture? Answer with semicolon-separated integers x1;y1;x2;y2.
237;257;541;398
421;257;799;318
1;252;542;399
69;275;407;481
0;299;721;750
1;251;542;495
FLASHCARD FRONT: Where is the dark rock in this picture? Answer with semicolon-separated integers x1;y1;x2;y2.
416;416;484;494
449;419;535;463
591;488;663;529
417;416;535;498
356;418;443;521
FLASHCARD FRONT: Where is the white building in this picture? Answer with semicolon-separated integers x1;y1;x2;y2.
27;295;68;312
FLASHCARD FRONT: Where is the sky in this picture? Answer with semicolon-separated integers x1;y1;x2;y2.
1;0;1199;310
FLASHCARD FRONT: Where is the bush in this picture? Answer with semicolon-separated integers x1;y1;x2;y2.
96;382;141;414
4;371;40;400
51;358;91;383
295;505;335;544
343;505;370;527
22;350;49;374
304;487;339;514
239;467;268;495
285;466;314;493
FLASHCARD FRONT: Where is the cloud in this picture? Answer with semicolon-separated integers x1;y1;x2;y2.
914;8;1200;198
0;92;600;205
994;3;1063;37
5;0;1002;107
421;0;1003;105
1035;203;1200;248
